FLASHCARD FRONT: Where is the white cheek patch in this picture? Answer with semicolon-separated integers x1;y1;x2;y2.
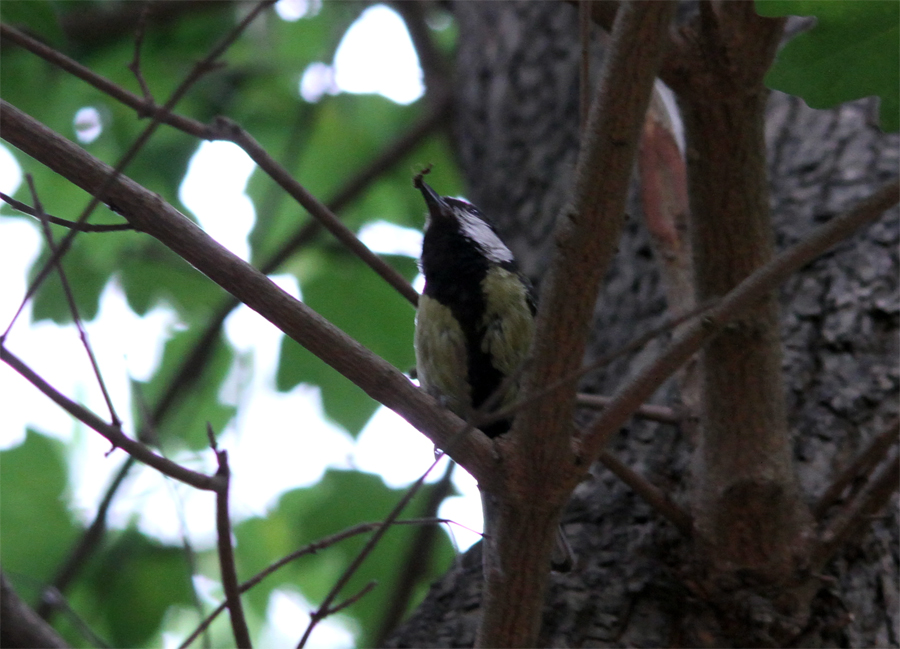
456;209;514;264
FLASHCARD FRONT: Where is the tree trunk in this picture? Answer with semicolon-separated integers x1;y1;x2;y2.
387;2;898;647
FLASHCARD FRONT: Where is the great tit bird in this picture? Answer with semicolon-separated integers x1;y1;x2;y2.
413;175;573;571
413;175;535;437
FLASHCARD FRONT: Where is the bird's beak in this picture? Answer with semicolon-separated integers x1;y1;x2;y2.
416;180;448;218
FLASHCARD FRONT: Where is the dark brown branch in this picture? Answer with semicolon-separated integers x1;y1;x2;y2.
37;457;135;618
1;19;443;307
320;580;377;617
0;22;210;138
477;5;679;647
1;572;68;649
811;447;900;571
213;446;251;649
598;450;693;536
374;461;456;645
576;394;683;424
813;419;900;519
0;192;133;231
0;345;221;491
580;179;900;465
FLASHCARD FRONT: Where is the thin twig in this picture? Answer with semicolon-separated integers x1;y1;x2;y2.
579;0;591;133
319;580;377;618
479;299;715;430
4;0;276;337
296;455;446;648
0;345;221;491
178;517;458;649
597;450;692;535
811;447;899;571
25;175;121;425
1;192;133;231
813;419;900;519
212;443;251;649
374;461;456;645
576;394;683;424
36;455;135;618
127;4;155;105
579;179;900;467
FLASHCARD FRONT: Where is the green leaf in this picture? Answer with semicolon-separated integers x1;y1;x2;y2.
134;328;236;449
276;252;417;435
758;0;900;132
0;431;79;596
82;529;195;647
119;238;227;320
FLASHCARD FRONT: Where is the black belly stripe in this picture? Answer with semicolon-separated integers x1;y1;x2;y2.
422;224;511;437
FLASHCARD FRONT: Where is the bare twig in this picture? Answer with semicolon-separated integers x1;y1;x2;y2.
127;4;155;105
598;450;693;535
0;345;221;491
1;192;133;231
36;456;135;618
212;442;251;649
811;447;899;571
25;176;121;425
576;394;683;424
2;19;448;308
296;455;446;648
319;580;377;618
375;461;456;645
813;419;900;519
580;179;900;465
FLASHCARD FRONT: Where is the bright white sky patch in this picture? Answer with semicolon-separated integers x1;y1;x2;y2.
179;141;256;261
357;220;422;257
300;61;338;103
0;144;23;195
332;5;424;105
275;0;321;22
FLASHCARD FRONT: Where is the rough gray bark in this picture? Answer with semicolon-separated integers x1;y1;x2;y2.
387;2;898;647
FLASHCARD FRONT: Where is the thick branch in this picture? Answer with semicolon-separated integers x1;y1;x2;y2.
476;4;677;648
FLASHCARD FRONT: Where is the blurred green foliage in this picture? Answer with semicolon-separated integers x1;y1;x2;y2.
1;1;460;646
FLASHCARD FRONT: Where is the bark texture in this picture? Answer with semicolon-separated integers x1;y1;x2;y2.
387;2;898;647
